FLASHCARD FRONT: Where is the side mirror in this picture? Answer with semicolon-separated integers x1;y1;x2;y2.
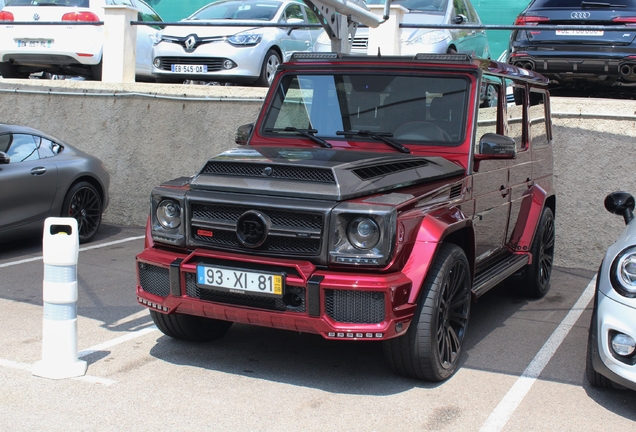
235;123;254;145
605;191;635;225
286;18;304;35
454;14;467;24
0;151;9;164
474;133;516;172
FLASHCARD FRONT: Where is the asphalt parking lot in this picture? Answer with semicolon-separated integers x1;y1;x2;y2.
1;224;636;431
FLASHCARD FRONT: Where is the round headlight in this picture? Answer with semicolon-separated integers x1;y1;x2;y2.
347;217;380;250
614;247;636;296
157;200;181;229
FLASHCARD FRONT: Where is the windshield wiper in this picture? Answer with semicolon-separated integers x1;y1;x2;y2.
336;130;410;154
581;1;626;8
264;127;332;148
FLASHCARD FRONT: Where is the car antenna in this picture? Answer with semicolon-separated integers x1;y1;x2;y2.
377;47;381;57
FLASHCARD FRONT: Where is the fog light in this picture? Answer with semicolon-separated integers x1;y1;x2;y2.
611;332;636;356
153;58;160;68
395;322;403;332
223;60;234;70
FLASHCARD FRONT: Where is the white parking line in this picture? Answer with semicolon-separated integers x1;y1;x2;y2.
480;276;597;432
78;325;158;358
0;235;145;268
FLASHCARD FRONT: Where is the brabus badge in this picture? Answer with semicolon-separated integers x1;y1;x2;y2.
33;13;40;21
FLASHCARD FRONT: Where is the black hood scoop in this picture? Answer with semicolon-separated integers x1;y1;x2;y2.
190;147;465;201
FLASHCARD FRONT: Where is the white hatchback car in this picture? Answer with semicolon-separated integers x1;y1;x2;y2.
0;0;162;80
151;0;323;86
587;191;636;391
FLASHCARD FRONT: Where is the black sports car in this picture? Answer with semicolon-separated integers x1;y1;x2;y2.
509;0;636;89
0;124;109;244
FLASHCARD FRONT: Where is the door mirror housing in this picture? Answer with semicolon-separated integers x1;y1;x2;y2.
474;133;516;172
235;123;254;145
0;151;9;164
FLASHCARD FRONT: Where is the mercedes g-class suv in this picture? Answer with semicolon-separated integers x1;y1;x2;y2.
136;53;556;382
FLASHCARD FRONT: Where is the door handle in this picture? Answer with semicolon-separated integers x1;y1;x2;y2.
31;167;46;175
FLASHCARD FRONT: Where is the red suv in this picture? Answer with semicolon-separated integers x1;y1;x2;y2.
136;53;556;382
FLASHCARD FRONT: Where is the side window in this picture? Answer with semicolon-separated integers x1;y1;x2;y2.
0;134;10;153
506;79;525;151
305;6;319;24
475;77;502;151
453;0;468;17
136;1;162;23
528;91;549;148
6;134;39;163
37;137;60;158
283;4;304;22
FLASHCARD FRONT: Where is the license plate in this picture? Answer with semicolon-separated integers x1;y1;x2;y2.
555;30;604;36
17;39;53;48
196;265;284;297
171;64;207;73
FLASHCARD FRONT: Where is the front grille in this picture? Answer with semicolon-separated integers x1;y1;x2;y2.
352;160;428;180
185;273;305;312
201;162;336;183
157;57;229;72
138;262;170;297
325;290;385;324
190;202;323;256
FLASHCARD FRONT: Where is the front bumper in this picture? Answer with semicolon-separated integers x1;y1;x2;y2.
136;247;416;341
590;288;636;391
151;40;266;82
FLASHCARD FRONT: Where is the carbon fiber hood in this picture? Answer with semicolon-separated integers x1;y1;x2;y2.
190;147;465;201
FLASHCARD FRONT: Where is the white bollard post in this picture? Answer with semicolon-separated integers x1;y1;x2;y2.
367;5;407;56
102;5;137;83
32;217;87;380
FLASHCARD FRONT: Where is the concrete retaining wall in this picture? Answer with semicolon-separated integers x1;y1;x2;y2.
0;79;633;270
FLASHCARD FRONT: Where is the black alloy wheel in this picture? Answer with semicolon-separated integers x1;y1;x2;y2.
519;207;555;298
383;243;471;381
62;181;102;244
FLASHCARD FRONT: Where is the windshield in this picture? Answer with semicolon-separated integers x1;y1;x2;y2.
262;73;469;146
365;0;447;12
191;0;282;21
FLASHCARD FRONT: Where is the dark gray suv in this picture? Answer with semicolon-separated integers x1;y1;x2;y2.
509;0;636;89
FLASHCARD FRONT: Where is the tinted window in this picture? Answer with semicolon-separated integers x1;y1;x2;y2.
5;134;39;163
475;80;501;148
366;0;447;13
283;3;304;21
263;73;469;146
137;0;162;22
506;79;525;150
305;6;319;24
37;138;60;158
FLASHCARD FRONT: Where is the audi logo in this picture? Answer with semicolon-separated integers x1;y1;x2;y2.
571;11;591;19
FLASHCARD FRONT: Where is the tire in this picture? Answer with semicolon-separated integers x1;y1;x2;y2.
0;62;28;79
61;181;103;244
254;49;280;87
150;310;233;342
518;207;555;298
586;324;613;389
383;243;471;381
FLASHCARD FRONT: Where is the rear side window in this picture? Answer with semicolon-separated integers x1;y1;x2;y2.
528;91;550;148
5;134;39;163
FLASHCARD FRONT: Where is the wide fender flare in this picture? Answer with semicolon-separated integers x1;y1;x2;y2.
402;206;475;304
509;182;555;255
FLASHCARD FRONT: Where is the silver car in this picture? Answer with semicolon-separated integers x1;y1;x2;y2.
151;0;323;86
315;0;490;58
587;192;636;391
0;124;109;244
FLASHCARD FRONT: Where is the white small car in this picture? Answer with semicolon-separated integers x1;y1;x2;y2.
0;0;162;80
151;0;323;86
587;191;636;391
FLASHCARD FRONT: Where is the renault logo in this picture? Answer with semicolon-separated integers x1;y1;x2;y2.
236;210;271;248
571;11;591;19
184;35;197;52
